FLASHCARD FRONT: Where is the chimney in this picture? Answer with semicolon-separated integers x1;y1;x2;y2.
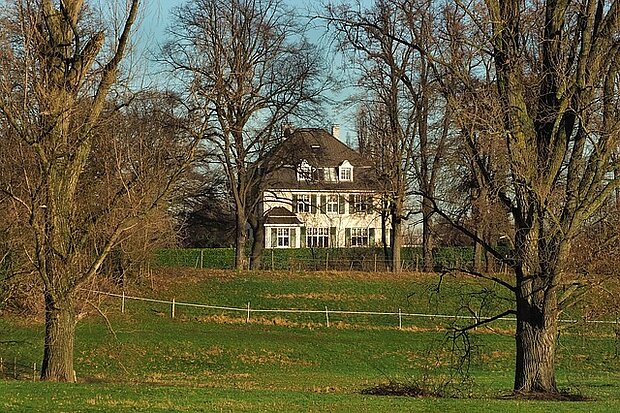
331;124;340;140
282;123;294;140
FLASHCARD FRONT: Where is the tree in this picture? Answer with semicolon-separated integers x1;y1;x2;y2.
328;0;449;272
330;0;620;396
440;0;620;394
165;0;325;269
175;167;236;248
0;1;196;382
476;0;620;394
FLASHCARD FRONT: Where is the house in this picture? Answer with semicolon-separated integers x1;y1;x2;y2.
261;126;386;248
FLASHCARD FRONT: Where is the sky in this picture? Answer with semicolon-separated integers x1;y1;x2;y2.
136;0;359;144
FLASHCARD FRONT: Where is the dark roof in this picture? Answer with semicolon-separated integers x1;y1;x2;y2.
264;128;379;190
264;207;303;225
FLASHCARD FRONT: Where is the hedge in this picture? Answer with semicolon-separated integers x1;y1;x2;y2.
152;246;505;272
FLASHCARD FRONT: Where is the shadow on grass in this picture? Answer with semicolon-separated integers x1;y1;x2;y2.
360;380;446;398
361;381;593;402
501;390;593;401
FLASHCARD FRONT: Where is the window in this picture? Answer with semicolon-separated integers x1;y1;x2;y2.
351;194;372;213
351;228;369;247
307;227;329;248
326;194;339;213
297;160;313;181
297;194;311;213
339;167;352;181
323;168;337;182
277;228;290;247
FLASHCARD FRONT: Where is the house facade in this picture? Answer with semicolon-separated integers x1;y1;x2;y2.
262;127;386;249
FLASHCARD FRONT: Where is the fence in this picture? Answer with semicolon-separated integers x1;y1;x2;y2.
153;246;510;272
3;290;619;382
0;357;38;381
88;289;620;331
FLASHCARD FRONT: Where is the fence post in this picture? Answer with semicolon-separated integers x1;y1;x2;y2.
200;249;204;269
374;254;377;272
121;291;125;314
325;306;330;327
399;308;402;330
33;363;36;381
326;252;329;271
13;356;17;379
1;357;3;375
415;256;419;272
246;302;251;323
171;298;176;319
271;250;274;271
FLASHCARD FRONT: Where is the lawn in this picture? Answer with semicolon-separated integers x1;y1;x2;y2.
1;269;620;412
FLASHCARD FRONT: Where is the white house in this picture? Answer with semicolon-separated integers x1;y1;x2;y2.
262;127;386;249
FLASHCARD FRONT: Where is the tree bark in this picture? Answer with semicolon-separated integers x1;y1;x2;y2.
41;292;76;382
390;200;403;273
514;303;558;393
511;209;563;394
381;198;392;271
421;195;434;272
514;267;559;393
249;218;265;270
234;211;248;270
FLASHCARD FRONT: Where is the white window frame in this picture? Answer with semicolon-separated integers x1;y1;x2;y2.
277;228;290;247
323;168;337;182
297;194;311;213
351;228;369;247
307;227;329;248
326;194;339;214
353;194;369;213
297;160;313;181
339;167;352;181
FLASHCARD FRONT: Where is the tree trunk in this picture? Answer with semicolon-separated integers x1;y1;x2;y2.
473;232;484;272
235;212;248;270
391;206;402;273
41;292;76;382
514;281;559;393
381;199;391;271
512;221;563;394
249;221;264;270
421;196;434;272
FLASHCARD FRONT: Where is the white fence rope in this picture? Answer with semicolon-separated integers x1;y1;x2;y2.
86;289;620;327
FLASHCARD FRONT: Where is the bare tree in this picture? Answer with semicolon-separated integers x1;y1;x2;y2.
475;0;620;394
328;0;449;272
329;0;620;396
438;0;620;395
164;0;325;269
0;1;196;382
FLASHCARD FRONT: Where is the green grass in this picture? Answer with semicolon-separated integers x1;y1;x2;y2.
2;269;620;412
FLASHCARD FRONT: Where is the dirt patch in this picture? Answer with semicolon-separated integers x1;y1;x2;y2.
361;381;443;398
502;390;593;401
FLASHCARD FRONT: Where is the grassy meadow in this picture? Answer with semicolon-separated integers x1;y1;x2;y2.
1;269;620;412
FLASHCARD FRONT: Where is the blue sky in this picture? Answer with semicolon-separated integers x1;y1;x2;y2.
136;0;359;144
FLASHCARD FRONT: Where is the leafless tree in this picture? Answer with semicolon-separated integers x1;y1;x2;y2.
436;0;620;395
328;0;620;396
164;0;326;269
0;1;197;382
328;0;449;272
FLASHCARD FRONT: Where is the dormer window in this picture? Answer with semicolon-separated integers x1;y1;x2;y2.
323;167;337;182
339;160;353;181
297;160;313;181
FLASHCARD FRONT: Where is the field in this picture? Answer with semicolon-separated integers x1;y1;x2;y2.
1;269;620;412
